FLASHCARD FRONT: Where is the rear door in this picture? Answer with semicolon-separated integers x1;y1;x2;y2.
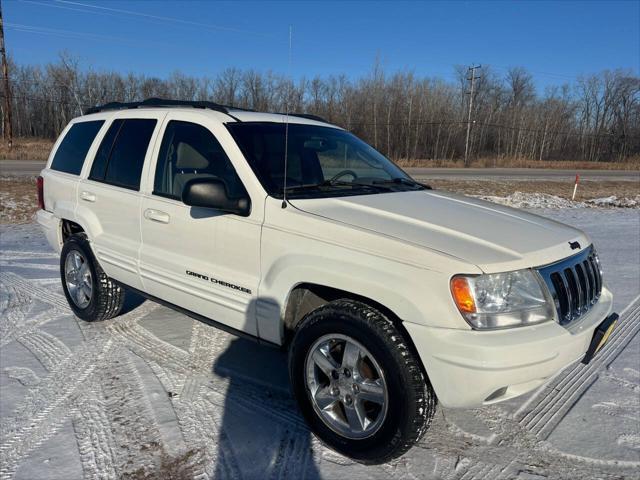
77;111;165;289
138;112;262;336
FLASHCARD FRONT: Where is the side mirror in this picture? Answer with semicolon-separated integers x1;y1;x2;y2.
182;178;251;217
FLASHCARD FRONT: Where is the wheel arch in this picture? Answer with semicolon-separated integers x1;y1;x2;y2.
61;219;85;242
282;282;429;380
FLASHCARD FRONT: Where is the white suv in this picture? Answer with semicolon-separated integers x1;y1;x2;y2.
37;98;617;463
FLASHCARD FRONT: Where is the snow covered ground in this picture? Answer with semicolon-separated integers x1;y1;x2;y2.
0;207;638;480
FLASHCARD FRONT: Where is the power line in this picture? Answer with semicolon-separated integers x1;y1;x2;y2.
475;121;618;138
484;63;579;81
31;0;273;37
5;21;176;48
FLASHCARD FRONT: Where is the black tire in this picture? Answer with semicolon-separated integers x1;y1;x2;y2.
60;233;126;321
288;299;436;464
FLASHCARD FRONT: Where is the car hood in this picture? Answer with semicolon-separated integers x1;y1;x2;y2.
290;190;589;272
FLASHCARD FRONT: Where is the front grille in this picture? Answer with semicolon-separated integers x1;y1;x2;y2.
537;246;603;326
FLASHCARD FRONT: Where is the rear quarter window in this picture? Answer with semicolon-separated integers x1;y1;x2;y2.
50;120;104;175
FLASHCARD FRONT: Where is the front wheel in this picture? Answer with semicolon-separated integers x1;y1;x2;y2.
289;299;436;464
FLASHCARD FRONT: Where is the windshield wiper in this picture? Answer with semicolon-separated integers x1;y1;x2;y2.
283;180;389;193
373;177;431;189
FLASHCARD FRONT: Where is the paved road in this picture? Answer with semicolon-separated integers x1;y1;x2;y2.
407;167;640;181
1;159;639;181
0;160;47;176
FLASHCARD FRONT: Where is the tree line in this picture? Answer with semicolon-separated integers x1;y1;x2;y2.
2;54;639;163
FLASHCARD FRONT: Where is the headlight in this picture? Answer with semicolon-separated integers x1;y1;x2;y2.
450;269;556;329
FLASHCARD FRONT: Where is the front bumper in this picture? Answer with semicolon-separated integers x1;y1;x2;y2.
36;209;61;254
404;287;614;408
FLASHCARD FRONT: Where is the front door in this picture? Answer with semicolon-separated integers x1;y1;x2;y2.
139;114;262;336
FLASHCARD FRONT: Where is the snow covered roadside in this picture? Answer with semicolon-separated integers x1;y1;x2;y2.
476;191;640;209
0;208;639;480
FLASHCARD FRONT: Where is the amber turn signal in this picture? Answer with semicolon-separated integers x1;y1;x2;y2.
451;276;476;314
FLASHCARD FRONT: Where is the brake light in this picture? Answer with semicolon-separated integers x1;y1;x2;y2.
37;176;45;210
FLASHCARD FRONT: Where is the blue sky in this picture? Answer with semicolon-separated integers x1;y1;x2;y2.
5;0;640;90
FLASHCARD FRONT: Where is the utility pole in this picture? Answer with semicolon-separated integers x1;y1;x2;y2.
464;65;481;167
0;0;12;149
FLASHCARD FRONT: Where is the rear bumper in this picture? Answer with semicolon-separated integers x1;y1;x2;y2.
36;209;61;253
404;287;614;408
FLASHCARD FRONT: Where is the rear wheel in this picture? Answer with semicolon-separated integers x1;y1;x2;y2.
60;234;126;321
289;299;436;464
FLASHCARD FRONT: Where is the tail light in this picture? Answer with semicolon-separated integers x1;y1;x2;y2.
37;176;45;210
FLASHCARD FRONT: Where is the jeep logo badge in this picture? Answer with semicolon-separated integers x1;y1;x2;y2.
569;241;581;250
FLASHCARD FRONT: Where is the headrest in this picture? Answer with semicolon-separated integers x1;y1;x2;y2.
176;142;209;169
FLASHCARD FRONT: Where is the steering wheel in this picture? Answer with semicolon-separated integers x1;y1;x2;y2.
329;169;358;183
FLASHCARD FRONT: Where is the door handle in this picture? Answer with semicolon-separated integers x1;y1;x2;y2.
144;209;170;224
80;191;96;202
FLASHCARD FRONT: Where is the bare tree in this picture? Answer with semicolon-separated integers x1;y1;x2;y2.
3;56;638;164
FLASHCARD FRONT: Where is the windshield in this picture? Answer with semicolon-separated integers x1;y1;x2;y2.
226;122;425;199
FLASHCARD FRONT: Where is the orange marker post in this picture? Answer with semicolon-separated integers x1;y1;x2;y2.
572;174;580;201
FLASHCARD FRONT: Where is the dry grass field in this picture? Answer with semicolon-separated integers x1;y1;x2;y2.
0;138;53;161
0;176;37;223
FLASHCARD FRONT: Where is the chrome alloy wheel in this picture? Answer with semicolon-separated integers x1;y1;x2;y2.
305;334;388;439
64;250;92;308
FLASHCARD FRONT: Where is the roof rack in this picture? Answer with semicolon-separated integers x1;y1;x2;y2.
288;113;329;123
83;97;252;117
84;97;330;124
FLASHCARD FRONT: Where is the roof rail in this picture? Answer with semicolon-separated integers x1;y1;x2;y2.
288;113;330;123
83;97;252;116
84;97;330;124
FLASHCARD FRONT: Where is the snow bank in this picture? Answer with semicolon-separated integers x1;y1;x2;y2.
586;195;640;208
476;192;640;209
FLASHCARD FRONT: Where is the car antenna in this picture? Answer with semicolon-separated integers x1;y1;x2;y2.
281;25;293;209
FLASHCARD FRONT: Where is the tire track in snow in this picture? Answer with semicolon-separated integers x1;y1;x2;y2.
0;337;113;479
94;349;166;478
113;322;290;479
0;250;58;260
0;270;164;480
269;426;315;480
71;394;118;480
454;298;640;480
518;298;640;439
18;330;71;371
188;320;231;368
111;316;312;479
0;275;34;343
1;309;67;348
0;238;332;479
0;271;69;312
0;259;59;271
109;320;242;479
0;269;118;480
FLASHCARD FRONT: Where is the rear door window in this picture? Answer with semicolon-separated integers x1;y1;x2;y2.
50;120;104;175
89;118;157;190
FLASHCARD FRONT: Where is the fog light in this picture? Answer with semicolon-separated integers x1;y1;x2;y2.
484;386;508;402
